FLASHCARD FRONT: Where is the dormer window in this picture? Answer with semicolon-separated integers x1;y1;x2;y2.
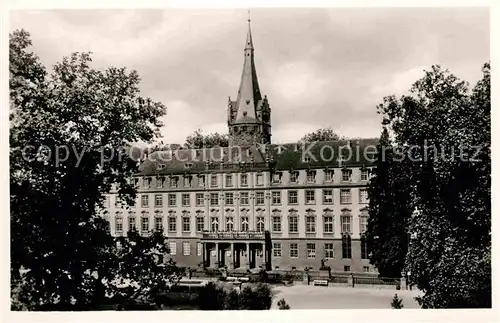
289;171;299;184
342;169;352;182
325;169;334;182
361;168;369;181
143;177;151;188
183;176;192;187
272;172;282;184
304;156;311;163
306;170;316;183
156;164;165;170
169;176;178;188
185;163;193;169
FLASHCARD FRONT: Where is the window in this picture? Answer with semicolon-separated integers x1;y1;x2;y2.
241;173;248;186
182;217;190;232
288;190;298;204
289;215;298;233
306;171;315;183
115;216;123;234
183;176;191;187
363;266;370;273
225;193;234;206
169;176;178;188
241;217;249;231
156;177;164;188
341;214;351;234
211;217;219;232
271;191;281;205
272;172;281;184
155;216;163;231
305;190;315;204
323;189;333;204
183;242;190;256
168;194;177;207
144;177;151;188
105;196;111;208
323;215;334;233
197;242;202;256
195;193;204;207
225;174;233;187
306;215;316;233
196;217;204;232
114;196;120;207
361;235;368;259
324;243;334;258
340;189;351;204
198;175;205;187
182;193;190;207
211;174;218;188
256;173;264;185
240;192;249;205
210;193;219;206
342;234;352;259
359;188;369;204
289;171;298;183
141;195;149;208
324;170;334;182
273;243;282;257
361;169;369;181
359;215;368;233
256;216;264;232
342;169;351;182
141;217;149;233
344;265;351;272
307;243;316;258
184;163;193;170
272;216;282;232
255;192;265;205
155;194;163;208
128;216;136;231
226;217;234;231
169;241;176;255
289;243;298;258
168;217;176;232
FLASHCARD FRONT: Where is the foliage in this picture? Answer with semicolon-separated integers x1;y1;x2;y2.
366;128;413;278
277;298;291;310
377;63;491;308
184;128;229;148
391;294;404;309
298;127;344;143
10;29;168;310
198;282;273;310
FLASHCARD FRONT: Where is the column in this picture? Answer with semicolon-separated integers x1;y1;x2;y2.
230;243;235;270
262;242;266;270
202;242;206;268
244;242;250;268
215;243;220;268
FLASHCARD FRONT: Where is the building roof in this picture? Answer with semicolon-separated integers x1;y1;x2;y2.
135;138;379;176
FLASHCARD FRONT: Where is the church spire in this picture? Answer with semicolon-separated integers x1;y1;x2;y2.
234;11;261;123
227;13;271;147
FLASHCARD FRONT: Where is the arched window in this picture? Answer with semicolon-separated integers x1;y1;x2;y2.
211;217;219;232
360;234;368;259
226;217;234;231
342;234;352;259
256;216;264;232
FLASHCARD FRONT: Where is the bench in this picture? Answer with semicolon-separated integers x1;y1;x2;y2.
313;279;329;286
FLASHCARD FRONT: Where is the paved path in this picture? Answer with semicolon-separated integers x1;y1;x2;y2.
271;284;422;309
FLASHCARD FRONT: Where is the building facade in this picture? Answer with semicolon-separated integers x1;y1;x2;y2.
103;20;377;273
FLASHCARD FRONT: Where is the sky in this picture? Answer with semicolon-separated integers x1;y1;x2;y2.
10;8;489;145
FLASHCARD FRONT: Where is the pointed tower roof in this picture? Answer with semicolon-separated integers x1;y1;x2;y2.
233;14;262;124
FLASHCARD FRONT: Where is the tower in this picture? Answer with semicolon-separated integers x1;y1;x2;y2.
227;15;271;147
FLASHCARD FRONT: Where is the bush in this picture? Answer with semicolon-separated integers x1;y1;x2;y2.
391;294;404;309
198;282;273;310
277;298;291;310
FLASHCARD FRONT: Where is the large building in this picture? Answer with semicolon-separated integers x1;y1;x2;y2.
104;20;378;273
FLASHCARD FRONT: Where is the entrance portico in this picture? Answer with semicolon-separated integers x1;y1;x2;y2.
201;231;271;270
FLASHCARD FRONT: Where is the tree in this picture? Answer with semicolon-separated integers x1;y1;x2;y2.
10;29;166;310
391;294;404;309
197;282;273;310
277;298;291;309
378;63;491;308
298;127;344;143
366;128;413;278
184;129;229;148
